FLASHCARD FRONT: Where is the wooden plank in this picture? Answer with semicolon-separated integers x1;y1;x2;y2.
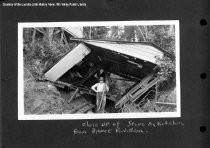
54;83;65;88
68;88;79;103
130;77;159;102
129;73;154;98
156;102;176;107
68;102;89;114
76;104;95;113
54;80;73;88
110;77;133;81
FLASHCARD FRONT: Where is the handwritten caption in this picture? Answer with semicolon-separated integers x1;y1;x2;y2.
73;120;184;135
2;2;87;7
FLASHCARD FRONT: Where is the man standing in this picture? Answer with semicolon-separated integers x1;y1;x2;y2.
91;77;109;113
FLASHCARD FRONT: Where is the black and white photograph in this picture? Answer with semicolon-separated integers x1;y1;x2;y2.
3;0;210;147
18;21;180;119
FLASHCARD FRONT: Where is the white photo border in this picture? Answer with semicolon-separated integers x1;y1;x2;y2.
18;21;180;120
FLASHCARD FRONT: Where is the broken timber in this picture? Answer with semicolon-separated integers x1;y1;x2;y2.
115;73;159;108
68;88;79;103
50;80;116;102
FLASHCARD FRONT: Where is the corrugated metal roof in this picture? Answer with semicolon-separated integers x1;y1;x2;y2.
84;40;163;64
44;39;165;81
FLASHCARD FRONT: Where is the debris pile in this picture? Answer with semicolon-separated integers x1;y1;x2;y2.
23;27;176;114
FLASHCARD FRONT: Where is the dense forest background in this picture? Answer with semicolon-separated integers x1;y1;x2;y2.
23;25;176;114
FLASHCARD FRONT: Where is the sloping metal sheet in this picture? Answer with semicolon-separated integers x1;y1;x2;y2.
84;41;163;64
45;43;91;81
63;27;83;38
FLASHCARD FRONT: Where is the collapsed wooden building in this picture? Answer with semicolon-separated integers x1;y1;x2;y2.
40;27;174;113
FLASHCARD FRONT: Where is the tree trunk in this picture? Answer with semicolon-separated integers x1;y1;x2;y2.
168;25;175;36
60;30;64;42
144;26;148;40
89;27;91;39
31;28;36;49
135;26;146;41
44;27;54;46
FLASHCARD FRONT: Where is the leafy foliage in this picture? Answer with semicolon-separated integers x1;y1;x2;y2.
83;26;109;39
156;56;175;81
23;28;76;114
147;25;176;81
23;28;73;78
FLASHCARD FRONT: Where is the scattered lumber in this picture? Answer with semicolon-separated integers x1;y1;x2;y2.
130;77;159;102
50;80;116;102
115;73;155;108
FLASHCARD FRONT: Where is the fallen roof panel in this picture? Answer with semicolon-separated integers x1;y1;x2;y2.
83;40;163;64
45;43;91;81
